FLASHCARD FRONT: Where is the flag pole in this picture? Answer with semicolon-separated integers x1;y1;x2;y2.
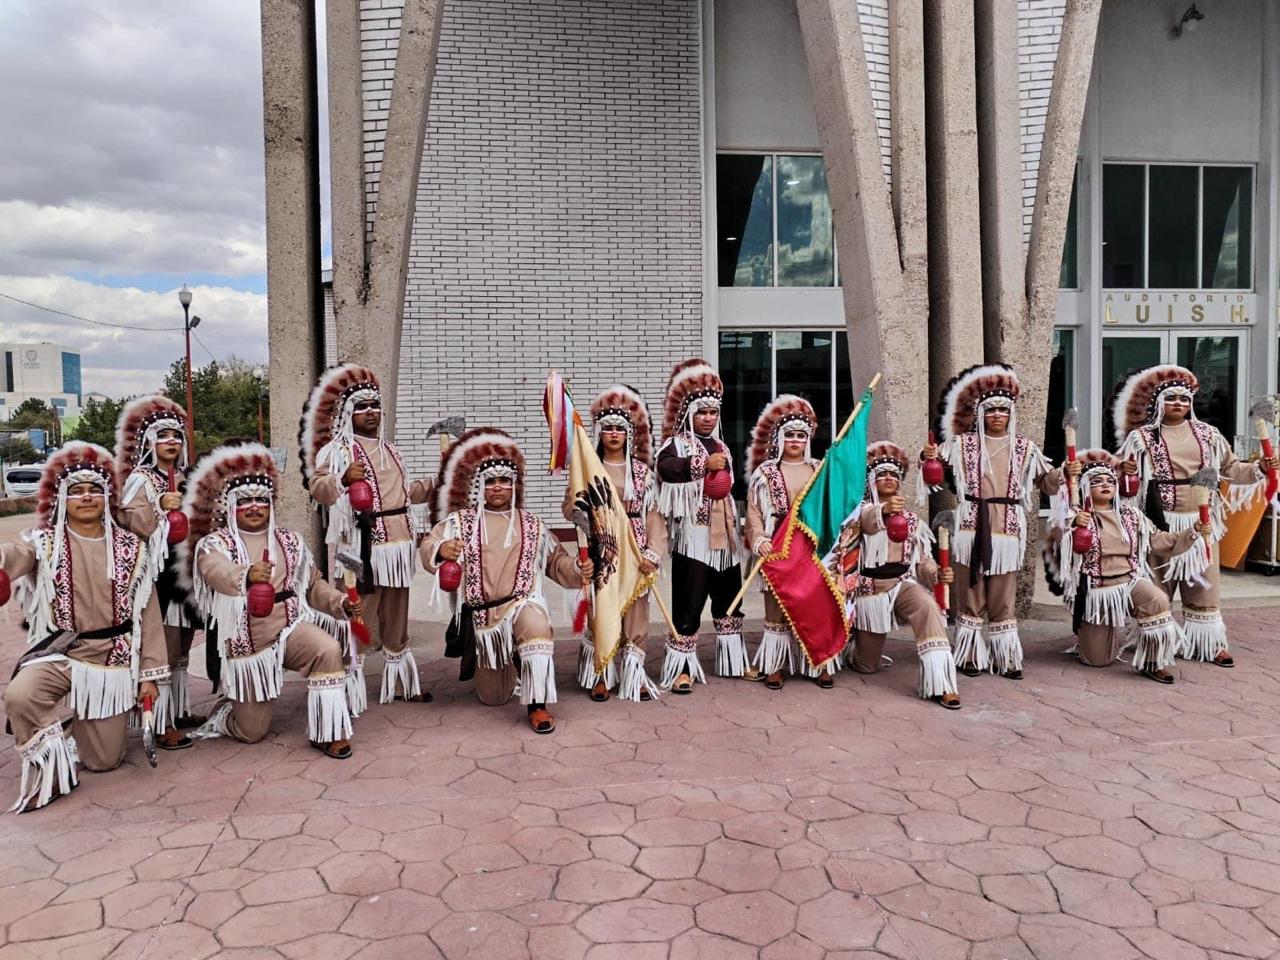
726;372;882;616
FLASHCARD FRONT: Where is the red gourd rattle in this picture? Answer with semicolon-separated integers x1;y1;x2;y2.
347;472;374;513
1119;469;1140;500
247;549;276;618
885;510;910;543
438;559;462;592
921;431;945;488
0;568;10;607
165;466;189;545
703;469;732;501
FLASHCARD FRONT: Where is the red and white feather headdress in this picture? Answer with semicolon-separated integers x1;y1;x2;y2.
936;363;1020;443
180;442;281;576
431;427;525;525
36;442;118;527
590;385;653;467
747;394;817;475
866;440;910;479
114;394;188;482
298;363;381;487
662;358;723;440
1110;364;1199;447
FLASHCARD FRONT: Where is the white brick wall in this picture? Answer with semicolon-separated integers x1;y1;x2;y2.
857;0;892;187
1017;0;1066;244
384;0;703;518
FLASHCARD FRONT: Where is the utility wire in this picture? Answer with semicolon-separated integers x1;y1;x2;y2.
0;290;185;332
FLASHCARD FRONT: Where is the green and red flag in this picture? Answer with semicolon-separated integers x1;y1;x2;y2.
761;383;876;671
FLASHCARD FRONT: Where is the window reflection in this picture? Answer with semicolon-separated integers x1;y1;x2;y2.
1177;336;1239;441
718;330;773;499
717;155;774;287
776;156;835;287
1202;167;1251;289
1147;166;1198;289
1103;164;1145;288
775;331;833;456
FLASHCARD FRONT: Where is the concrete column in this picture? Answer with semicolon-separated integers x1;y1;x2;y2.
922;0;985;400
324;0;369;356
336;0;444;435
889;0;929;323
261;0;324;543
797;0;929;450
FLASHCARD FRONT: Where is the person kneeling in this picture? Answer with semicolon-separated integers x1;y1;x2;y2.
184;444;358;758
421;429;591;734
1055;451;1203;683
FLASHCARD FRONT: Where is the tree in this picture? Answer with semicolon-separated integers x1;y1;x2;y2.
69;396;125;449
7;397;56;431
0;434;38;465
162;356;270;456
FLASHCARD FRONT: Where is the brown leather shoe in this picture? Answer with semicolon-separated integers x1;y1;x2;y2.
765;671;784;690
1143;668;1175;684
590;681;610;702
935;692;961;710
672;673;693;695
1213;651;1235;668
816;670;834;689
310;739;353;759
528;708;556;734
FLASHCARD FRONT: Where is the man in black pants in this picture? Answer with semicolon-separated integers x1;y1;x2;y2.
654;358;746;694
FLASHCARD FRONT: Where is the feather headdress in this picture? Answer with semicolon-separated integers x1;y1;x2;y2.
747;394;817;476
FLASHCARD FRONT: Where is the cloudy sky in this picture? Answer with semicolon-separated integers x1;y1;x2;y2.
0;1;322;398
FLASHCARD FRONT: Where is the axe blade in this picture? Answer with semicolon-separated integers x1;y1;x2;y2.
335;549;363;574
930;509;956;535
1250;399;1275;422
1188;466;1220;490
1061;406;1079;432
426;415;466;439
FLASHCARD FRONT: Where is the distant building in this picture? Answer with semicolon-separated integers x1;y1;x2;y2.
0;342;83;421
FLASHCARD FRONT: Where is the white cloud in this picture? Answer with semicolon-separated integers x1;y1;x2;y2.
0;274;266;398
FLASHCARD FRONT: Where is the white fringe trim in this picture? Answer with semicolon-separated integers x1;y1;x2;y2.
223;641;286;703
792;637;842;678
191;700;232;741
154;676;177;735
379;648;421;703
346;655;367;718
919;647;958;699
12;722;79;812
660;636;706;688
1226;475;1266;513
367;540;417;589
989;622;1023;674
308;676;353;742
577;636;619;691
1085;582;1134;628
162;601;192;628
752;626;792;675
1180;609;1228;661
518;641;557;705
715;631;748;678
171;663;191;719
853;583;901;635
68;661;135;721
475;618;515;671
951;530;1025;576
1130;615;1182;672
616;643;660;702
953;616;990;671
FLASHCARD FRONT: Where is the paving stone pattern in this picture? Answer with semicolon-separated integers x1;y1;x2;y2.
2;607;1280;958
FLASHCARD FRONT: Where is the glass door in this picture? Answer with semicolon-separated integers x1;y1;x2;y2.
1102;330;1246;447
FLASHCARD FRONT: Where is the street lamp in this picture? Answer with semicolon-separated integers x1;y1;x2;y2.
178;285;195;452
253;367;266;443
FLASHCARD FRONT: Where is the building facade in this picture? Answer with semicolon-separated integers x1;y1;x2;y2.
331;0;1279;515
0;342;83;422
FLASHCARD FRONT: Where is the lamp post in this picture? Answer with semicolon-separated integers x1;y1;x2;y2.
253;367;266;443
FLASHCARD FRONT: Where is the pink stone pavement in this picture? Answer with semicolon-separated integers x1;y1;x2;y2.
3;605;1280;958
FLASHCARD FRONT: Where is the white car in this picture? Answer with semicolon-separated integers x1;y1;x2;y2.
3;465;43;499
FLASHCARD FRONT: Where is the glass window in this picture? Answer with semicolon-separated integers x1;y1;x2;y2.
719;330;773;499
1102;336;1163;447
776;156;835;287
1202;167;1252;289
775;331;834;457
835;331;853;432
1060;171;1079;289
1042;329;1075;468
1147;166;1199;288
717;155;773;287
1177;335;1239;441
1103;164;1145;288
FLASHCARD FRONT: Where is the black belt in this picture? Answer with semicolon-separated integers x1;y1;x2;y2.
275;590;296;603
861;562;910;580
354;506;410;591
444;593;517;683
972;495;1020;586
1153;478;1192;486
626;512;641;519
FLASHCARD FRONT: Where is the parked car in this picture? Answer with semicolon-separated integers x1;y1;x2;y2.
3;464;43;499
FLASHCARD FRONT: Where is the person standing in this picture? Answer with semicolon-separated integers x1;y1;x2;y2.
301;363;430;708
654;359;747;693
115;394;205;749
562;386;665;702
921;364;1063;679
1112;364;1278;667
